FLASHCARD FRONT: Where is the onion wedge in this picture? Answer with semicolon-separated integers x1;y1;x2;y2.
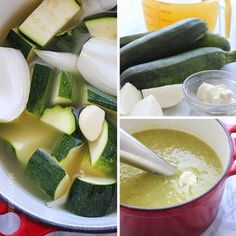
0;47;30;122
35;50;78;74
77;38;117;96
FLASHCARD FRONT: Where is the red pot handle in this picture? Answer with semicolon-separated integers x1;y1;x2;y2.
0;200;57;236
224;123;236;176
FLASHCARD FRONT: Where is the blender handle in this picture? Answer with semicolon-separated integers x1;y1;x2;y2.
0;200;57;236
224;123;236;176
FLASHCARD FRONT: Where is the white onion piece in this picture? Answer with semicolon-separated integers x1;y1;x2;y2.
0;47;30;122
77;38;117;96
35;50;78;74
120;83;142;116
142;84;184;108
130;95;163;116
81;0;116;17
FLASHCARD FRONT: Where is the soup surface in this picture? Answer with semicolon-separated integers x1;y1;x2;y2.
120;129;223;208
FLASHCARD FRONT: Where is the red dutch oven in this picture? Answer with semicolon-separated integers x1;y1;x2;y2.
120;119;236;236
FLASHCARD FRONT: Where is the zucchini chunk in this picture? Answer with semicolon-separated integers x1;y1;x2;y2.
19;0;80;47
66;176;116;217
89;121;117;173
56;25;90;54
84;12;117;40
6;28;39;61
51;134;84;174
25;149;70;200
27;64;54;116
41;106;76;135
80;84;117;112
51;72;78;106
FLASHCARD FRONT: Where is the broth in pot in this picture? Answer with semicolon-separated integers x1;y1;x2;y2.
121;129;222;208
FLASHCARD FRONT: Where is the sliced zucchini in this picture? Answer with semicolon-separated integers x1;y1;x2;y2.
27;64;54;116
89;121;117;173
84;12;117;40
66;176;116;217
51;72;78;106
51;134;84;174
80;83;117;112
56;25;90;54
6;28;39;61
41;106;76;135
25;149;70;200
19;0;80;47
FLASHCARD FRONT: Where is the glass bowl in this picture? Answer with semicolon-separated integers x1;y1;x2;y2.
183;70;236;115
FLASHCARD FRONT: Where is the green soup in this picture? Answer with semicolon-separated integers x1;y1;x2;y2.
120;129;223;208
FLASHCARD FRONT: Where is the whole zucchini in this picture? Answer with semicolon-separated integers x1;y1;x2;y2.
120;47;236;89
121;32;230;51
120;18;208;72
120;32;149;48
189;32;230;51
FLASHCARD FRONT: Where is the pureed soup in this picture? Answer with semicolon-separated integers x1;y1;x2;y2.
120;129;223;208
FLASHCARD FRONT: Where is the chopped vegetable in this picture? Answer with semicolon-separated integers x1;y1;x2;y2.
84;12;117;40
35;50;78;74
89;121;116;173
51;71;78;105
130;95;163;116
120;83;142;116
142;84;184;108
25;149;70;200
27;63;54;116
56;25;90;54
19;0;80;47
79;105;105;141
66;176;116;217
41;106;76;134
6;28;39;61
51;134;84;174
0;47;30;122
77;37;117;96
79;83;117;112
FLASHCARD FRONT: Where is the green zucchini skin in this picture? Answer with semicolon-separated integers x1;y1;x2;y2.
6;28;39;60
121;47;235;89
89;121;117;173
25;149;67;199
99;121;117;172
120;32;149;48
56;25;90;54
51;134;84;162
51;72;78;105
83;11;117;22
120;18;208;72
66;178;116;217
27;64;54;116
87;86;117;112
189;33;231;52
121;32;230;51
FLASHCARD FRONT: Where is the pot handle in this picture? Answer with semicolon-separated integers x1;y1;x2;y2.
224;123;236;176
0;200;57;236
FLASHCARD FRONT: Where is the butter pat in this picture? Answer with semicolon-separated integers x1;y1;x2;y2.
197;82;235;104
178;171;197;187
